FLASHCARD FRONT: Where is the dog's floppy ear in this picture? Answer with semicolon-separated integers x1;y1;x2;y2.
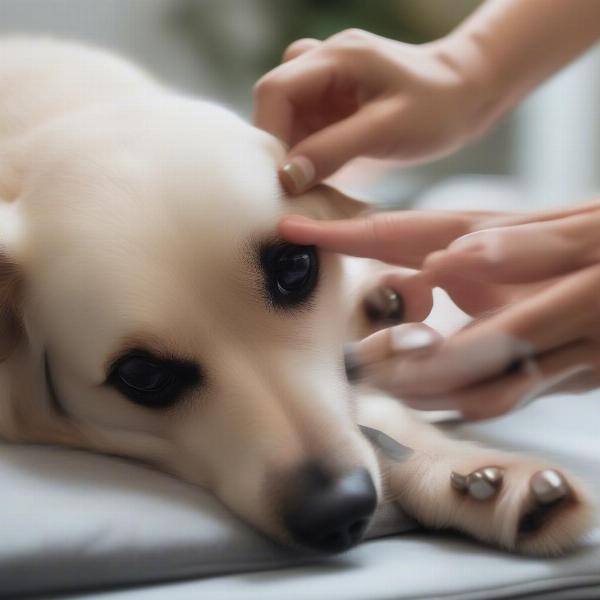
294;184;370;221
0;203;23;361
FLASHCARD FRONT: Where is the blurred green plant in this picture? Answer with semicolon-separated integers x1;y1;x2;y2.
171;0;427;100
256;0;425;67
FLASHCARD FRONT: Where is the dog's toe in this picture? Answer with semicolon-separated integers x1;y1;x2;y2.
451;466;504;500
530;469;570;505
518;470;573;535
446;460;593;555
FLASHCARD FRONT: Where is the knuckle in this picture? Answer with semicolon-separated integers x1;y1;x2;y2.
253;75;277;97
283;38;315;60
282;44;300;62
328;28;374;57
334;28;369;43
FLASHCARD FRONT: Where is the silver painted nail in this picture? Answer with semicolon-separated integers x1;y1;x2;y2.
364;287;404;322
530;469;570;505
481;467;503;486
450;471;468;492
466;467;504;501
467;472;496;500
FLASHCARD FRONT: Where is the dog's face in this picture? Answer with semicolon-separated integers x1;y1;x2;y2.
0;98;380;551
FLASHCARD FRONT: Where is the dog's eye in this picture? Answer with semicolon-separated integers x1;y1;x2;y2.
118;357;172;392
108;351;200;409
261;243;319;307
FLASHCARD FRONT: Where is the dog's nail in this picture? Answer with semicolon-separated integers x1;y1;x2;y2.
464;467;503;500
530;469;570;505
364;287;404;323
451;467;504;498
480;467;503;486
467;473;496;501
450;471;468;492
280;156;315;194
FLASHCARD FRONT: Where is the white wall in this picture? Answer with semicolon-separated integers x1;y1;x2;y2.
513;43;600;207
0;0;217;94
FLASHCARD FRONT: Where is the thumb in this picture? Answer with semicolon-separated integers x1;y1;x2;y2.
279;102;394;195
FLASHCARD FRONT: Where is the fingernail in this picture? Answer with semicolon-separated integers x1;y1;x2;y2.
280;156;315;194
390;323;439;353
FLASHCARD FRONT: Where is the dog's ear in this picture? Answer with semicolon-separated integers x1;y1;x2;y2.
0;203;23;361
294;184;370;221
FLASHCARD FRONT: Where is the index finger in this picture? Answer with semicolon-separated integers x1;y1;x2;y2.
253;57;335;143
278;211;475;267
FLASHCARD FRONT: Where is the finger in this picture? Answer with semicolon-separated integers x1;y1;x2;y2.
400;340;597;420
379;271;434;323
430;270;554;317
363;329;533;396
345;323;443;382
425;211;600;284
282;38;321;62
280;99;404;193
254;57;335;143
479;200;600;229
473;264;600;352
278;211;474;267
359;270;435;326
363;265;600;395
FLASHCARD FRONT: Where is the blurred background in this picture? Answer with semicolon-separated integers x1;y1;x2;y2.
0;0;598;209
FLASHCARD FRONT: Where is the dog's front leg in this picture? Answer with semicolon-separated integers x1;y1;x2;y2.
356;392;594;555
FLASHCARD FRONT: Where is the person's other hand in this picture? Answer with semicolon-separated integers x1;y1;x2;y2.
254;29;497;194
279;203;600;419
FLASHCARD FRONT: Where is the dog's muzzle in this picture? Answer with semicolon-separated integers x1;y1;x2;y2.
282;463;377;553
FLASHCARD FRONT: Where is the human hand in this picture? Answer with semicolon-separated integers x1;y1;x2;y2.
280;203;600;419
254;29;498;194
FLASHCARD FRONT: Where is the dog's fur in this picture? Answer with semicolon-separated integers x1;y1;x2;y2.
0;37;593;556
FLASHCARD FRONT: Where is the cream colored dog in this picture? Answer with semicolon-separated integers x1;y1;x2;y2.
0;38;593;556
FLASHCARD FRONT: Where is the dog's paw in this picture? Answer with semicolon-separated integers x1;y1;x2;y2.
514;468;594;555
388;450;595;556
448;461;595;555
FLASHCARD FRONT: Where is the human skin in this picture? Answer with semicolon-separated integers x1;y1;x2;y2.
279;202;600;419
254;0;600;194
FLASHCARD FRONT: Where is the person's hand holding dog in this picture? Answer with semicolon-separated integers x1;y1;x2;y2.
279;203;600;420
254;0;600;418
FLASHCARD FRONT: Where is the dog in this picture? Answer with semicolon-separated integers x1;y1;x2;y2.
0;37;593;556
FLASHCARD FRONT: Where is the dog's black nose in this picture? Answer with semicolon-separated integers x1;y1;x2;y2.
283;464;377;552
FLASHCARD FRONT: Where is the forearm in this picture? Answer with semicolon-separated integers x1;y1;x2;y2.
437;0;600;127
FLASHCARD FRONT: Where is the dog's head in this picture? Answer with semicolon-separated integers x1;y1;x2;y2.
0;97;380;551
